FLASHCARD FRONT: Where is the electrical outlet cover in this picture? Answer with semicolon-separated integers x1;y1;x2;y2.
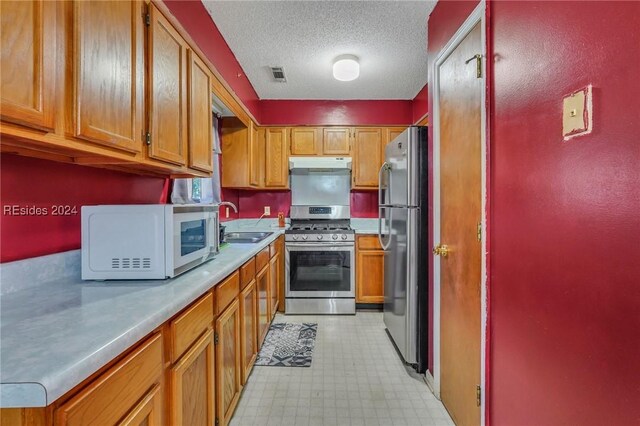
563;85;593;141
264;206;271;215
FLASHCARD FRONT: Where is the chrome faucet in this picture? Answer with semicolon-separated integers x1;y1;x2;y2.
219;201;238;213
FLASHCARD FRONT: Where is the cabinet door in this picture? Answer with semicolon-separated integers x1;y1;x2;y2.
239;279;258;384
264;127;289;188
71;1;144;152
249;123;264;187
148;4;187;165
188;50;213;173
1;0;55;131
356;249;385;303
55;334;164;426
277;236;285;313
269;253;279;319
118;384;162;426
215;299;242;426
353;128;383;188
322;127;351;155
170;329;215;426
290;127;319;155
256;263;270;347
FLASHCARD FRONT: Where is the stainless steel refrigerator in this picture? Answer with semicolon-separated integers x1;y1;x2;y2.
378;126;429;373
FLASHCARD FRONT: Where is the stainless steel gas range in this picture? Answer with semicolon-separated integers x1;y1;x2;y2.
285;157;356;314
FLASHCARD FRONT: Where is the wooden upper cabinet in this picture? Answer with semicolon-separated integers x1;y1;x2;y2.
148;4;188;165
249;123;264;187
71;1;144;152
353;127;383;188
215;299;242;426
264;127;289;188
323;127;351;155
290;127;319;155
1;0;56;132
187;50;213;173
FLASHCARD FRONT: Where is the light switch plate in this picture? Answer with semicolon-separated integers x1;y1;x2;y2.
563;85;593;141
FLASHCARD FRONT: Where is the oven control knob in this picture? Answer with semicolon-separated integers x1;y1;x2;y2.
293;235;299;240
332;234;338;240
341;234;348;240
302;235;308;240
317;235;323;240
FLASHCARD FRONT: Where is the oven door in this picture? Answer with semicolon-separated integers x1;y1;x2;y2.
171;209;217;275
285;242;355;298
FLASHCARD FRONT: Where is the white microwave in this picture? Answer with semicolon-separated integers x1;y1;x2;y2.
81;204;219;280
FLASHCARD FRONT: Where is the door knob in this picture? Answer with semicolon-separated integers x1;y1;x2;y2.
432;244;450;257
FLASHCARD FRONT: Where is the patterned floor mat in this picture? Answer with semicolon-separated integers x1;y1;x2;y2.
255;322;317;367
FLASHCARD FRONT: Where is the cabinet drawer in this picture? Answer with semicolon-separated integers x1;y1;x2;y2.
215;270;240;315
170;292;214;363
55;333;163;426
240;257;256;289
255;246;270;271
269;242;277;258
358;235;382;250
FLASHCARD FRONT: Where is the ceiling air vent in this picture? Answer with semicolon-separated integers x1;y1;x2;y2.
270;66;287;83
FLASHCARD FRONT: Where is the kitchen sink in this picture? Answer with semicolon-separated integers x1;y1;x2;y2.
225;231;273;244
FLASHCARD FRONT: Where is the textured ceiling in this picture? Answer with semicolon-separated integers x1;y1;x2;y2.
202;1;436;100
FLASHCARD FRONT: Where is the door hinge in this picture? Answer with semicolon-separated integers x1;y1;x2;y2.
476;385;482;407
145;132;151;146
214;332;219;345
215;418;219;426
477;222;482;242
144;13;150;26
465;54;482;78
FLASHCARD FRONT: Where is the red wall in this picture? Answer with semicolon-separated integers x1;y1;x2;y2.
260;100;413;126
489;2;640;424
163;0;261;120
0;155;167;263
426;0;480;378
412;84;429;123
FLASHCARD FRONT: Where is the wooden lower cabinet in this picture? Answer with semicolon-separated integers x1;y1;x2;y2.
269;253;279;319
356;236;385;304
119;384;162;426
169;329;215;426
7;255;283;426
256;263;270;346
277;236;286;313
215;299;242;426
55;333;164;426
239;279;258;384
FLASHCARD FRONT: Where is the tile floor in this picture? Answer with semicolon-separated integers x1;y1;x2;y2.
230;312;455;426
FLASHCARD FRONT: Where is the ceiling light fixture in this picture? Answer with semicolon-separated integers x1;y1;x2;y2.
333;55;360;81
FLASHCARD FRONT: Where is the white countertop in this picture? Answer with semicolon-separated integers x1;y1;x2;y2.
0;217;378;408
0;229;284;408
350;218;378;234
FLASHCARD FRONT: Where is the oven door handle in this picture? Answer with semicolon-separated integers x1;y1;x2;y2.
285;242;354;248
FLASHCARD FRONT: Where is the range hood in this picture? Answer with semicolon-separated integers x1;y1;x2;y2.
289;157;352;171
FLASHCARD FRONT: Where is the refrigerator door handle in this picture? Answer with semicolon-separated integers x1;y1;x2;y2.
378;162;390;207
378;206;393;250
